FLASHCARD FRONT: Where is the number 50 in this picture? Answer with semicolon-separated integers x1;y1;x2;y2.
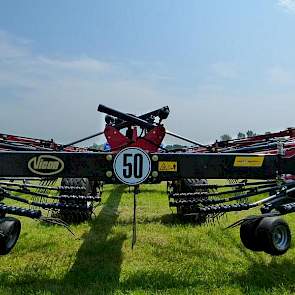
123;153;143;179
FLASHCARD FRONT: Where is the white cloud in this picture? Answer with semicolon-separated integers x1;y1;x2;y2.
0;31;178;144
1;31;295;146
0;30;30;59
267;66;295;85
211;62;238;79
278;0;295;13
36;56;111;73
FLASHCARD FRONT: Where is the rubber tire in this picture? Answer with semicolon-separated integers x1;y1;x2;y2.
172;179;208;224
181;179;208;193
256;217;291;256
59;178;93;223
240;217;264;251
0;217;21;255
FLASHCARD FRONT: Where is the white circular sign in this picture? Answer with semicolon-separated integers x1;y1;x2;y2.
113;147;151;185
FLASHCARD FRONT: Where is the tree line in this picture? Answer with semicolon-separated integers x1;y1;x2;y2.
88;129;267;149
220;130;257;141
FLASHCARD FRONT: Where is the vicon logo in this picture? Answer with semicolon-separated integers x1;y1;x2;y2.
28;155;64;176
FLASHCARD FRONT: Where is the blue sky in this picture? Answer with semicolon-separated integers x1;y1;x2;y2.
1;0;295;144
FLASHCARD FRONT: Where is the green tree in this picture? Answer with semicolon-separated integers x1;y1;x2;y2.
165;144;187;151
220;134;232;141
237;132;246;139
246;130;256;138
89;143;104;151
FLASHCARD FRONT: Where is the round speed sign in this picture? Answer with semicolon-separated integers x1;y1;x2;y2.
113;147;151;185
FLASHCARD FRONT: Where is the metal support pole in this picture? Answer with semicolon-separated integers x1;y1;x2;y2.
166;130;207;148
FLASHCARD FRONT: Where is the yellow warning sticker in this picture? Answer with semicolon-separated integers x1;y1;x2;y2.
158;161;177;172
234;156;265;167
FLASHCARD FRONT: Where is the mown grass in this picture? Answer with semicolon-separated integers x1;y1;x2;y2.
1;183;295;295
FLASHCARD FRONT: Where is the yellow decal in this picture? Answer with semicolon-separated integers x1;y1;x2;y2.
234;156;265;167
158;161;177;172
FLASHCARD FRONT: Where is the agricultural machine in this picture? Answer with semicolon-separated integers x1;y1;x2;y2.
1;104;295;257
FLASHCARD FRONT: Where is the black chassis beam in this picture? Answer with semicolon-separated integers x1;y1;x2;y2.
0;151;293;182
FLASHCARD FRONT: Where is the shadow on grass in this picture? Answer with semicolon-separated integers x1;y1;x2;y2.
58;185;126;294
220;228;295;293
0;185;126;295
2;186;295;294
119;270;196;293
115;213;178;226
233;258;295;293
116;213;215;228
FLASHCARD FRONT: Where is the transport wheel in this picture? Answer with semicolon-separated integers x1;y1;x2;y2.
172;179;208;224
0;217;21;255
58;178;94;223
256;217;291;256
176;206;207;224
181;178;208;193
240;217;263;251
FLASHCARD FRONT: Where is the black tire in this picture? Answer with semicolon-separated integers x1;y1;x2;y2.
176;206;207;224
58;178;93;223
0;217;21;255
172;179;208;224
181;179;208;193
240;217;264;251
256;217;291;256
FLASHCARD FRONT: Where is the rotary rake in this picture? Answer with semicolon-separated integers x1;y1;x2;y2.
0;132;102;226
1;104;295;257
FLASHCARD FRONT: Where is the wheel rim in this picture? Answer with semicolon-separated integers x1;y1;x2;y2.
272;225;289;251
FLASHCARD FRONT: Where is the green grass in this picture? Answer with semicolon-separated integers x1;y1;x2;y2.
1;183;295;295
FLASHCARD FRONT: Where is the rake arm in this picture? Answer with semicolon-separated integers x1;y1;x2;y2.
0;203;41;219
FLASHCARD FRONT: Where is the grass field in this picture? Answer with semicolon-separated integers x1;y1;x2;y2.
1;183;295;295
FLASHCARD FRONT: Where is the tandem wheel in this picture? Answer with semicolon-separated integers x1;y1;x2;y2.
240;217;264;251
58;178;94;223
240;216;291;256
0;217;21;255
